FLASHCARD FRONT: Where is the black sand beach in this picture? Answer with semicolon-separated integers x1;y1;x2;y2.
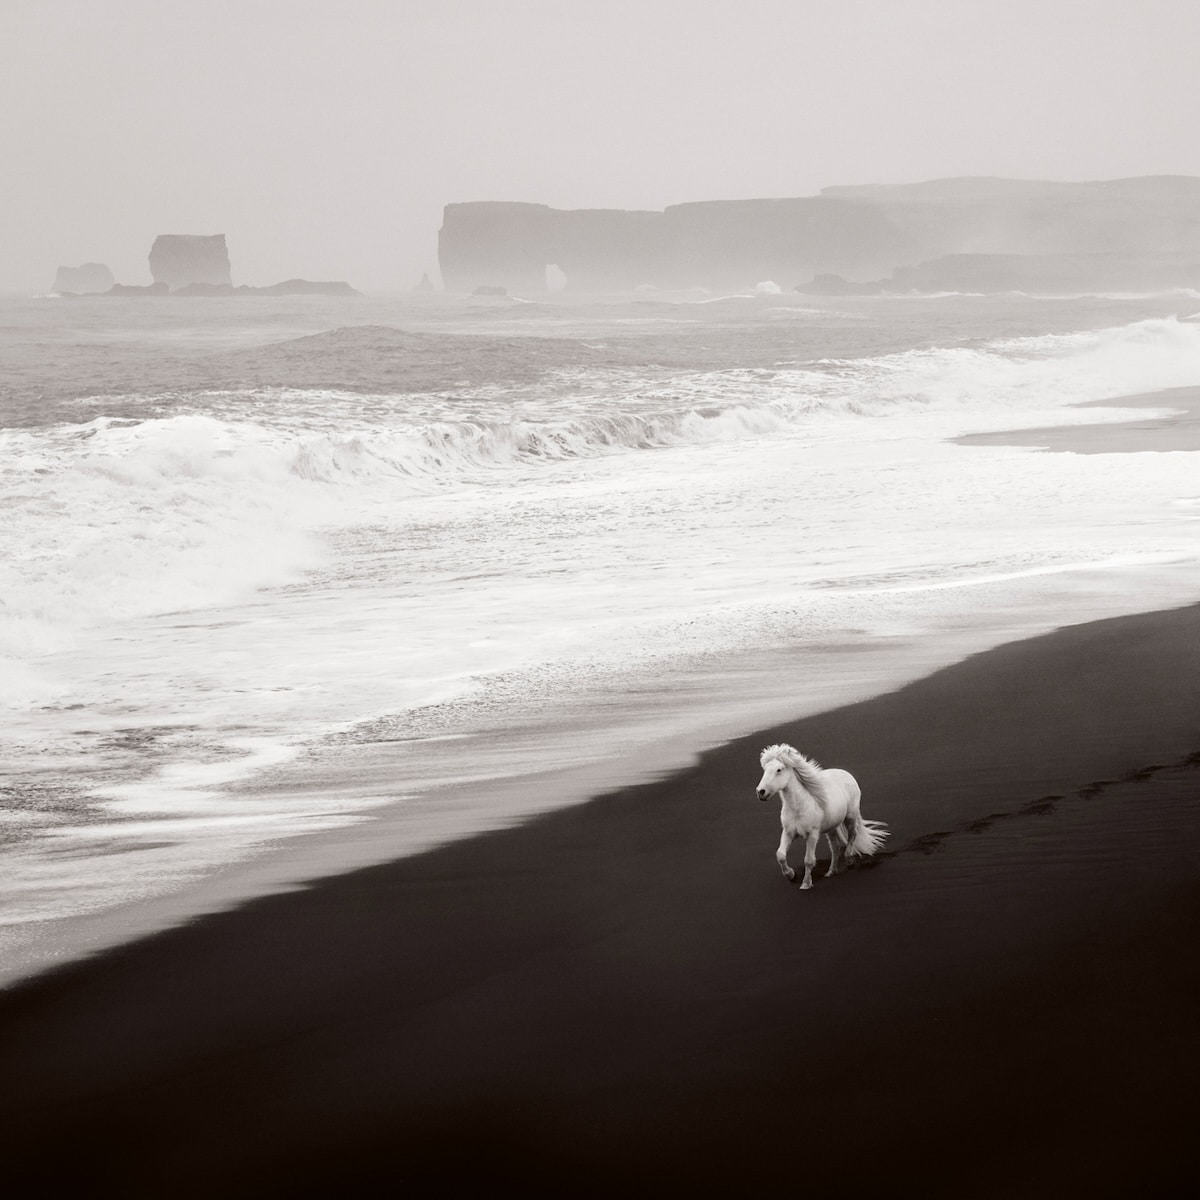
1;602;1199;1197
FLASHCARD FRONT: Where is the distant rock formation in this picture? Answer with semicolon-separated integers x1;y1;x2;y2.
794;273;883;296
443;205;668;293
53;263;114;294
95;235;357;297
413;273;436;292
255;278;358;296
439;199;916;292
149;234;232;288
439;177;1200;293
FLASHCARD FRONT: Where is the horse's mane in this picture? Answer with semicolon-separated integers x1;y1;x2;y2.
760;743;830;806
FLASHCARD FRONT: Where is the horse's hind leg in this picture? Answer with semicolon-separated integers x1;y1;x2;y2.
844;815;861;860
825;831;841;877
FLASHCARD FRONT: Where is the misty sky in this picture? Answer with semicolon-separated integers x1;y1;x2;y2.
4;0;1199;291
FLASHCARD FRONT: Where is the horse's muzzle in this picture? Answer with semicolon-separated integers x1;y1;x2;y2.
756;788;768;801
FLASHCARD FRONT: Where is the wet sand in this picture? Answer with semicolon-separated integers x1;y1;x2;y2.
955;384;1200;453
1;602;1199;1197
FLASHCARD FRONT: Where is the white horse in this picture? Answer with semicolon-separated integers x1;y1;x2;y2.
755;744;888;889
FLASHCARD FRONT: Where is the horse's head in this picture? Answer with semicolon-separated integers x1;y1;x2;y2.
756;746;793;801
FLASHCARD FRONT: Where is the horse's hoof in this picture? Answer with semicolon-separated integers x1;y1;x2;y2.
799;880;812;890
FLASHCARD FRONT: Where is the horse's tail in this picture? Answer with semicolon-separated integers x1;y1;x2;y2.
847;815;889;858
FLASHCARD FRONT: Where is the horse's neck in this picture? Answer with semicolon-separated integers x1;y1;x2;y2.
783;776;824;813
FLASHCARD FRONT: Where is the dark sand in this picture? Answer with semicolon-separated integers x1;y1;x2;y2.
955;384;1200;453
2;604;1199;1197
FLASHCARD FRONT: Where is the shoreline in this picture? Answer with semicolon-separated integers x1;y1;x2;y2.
1;601;1199;1194
954;383;1200;453
0;624;1027;983
8;559;1199;988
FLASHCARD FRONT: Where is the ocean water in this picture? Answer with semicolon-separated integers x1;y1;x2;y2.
2;288;1200;976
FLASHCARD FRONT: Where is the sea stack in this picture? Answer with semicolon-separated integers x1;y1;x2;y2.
148;234;233;289
52;263;115;294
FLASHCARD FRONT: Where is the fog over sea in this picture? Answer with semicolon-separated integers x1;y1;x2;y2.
3;288;1199;975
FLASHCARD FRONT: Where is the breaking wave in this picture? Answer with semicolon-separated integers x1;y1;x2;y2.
3;314;1198;705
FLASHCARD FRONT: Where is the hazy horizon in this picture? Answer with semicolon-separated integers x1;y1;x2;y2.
5;0;1200;292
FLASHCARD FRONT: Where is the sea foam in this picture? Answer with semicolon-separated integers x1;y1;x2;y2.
4;314;1198;706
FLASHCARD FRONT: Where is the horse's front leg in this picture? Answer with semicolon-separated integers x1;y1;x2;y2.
799;832;820;890
775;828;796;881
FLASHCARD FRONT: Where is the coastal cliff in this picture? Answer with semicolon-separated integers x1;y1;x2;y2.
439;176;1200;293
438;198;913;292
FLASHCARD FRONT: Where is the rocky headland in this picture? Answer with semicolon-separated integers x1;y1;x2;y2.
438;176;1200;294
